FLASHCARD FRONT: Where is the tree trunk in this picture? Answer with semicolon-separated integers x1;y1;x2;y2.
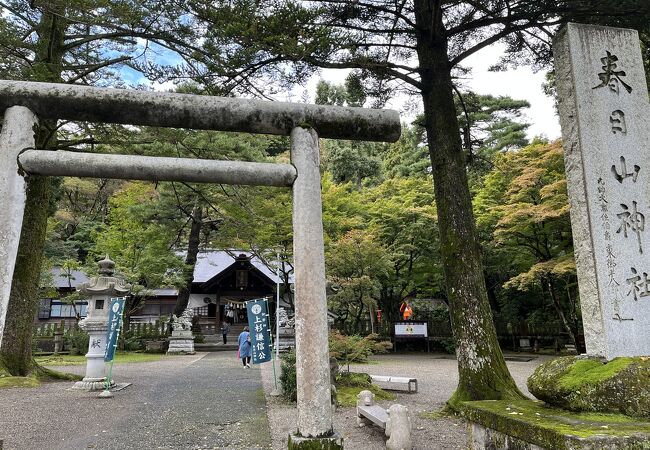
0;6;65;375
174;201;203;316
0;176;52;375
413;0;523;406
545;277;579;352
354;294;364;333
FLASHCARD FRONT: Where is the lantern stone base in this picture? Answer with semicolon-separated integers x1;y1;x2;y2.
167;335;195;354
458;399;650;450
72;377;115;391
287;432;343;450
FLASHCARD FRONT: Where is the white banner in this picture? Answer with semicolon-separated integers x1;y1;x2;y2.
395;322;427;337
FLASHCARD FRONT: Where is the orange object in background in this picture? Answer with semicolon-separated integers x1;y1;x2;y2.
399;302;413;320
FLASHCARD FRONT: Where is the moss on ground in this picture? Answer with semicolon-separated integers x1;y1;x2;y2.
34;365;82;381
0;351;163;389
458;399;650;449
337;384;395;407
528;356;650;417
0;375;40;389
35;351;164;366
0;357;83;389
287;434;343;450
335;371;395;407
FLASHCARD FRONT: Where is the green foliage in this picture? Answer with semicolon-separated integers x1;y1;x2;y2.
474;140;581;346
123;337;146;352
328;331;391;363
438;338;456;355
382;125;429;179
92;182;185;288
315;74;366;107
64;328;89;356
326;231;389;328
457;92;530;154
323;140;382;187
280;350;298;402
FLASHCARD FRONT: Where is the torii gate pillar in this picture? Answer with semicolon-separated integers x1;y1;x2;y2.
289;126;342;448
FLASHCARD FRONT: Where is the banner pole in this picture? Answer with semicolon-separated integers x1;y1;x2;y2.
266;296;280;397
99;298;125;398
276;251;280;359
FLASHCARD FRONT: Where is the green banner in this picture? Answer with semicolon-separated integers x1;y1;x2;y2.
104;298;125;362
246;299;272;364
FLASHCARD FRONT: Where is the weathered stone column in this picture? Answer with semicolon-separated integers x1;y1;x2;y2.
0;106;37;349
289;127;342;449
555;23;650;359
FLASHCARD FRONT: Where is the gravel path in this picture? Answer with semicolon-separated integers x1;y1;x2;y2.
0;353;271;450
260;352;555;450
0;351;553;450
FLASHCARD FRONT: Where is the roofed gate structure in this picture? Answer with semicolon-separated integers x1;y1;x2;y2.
0;80;400;449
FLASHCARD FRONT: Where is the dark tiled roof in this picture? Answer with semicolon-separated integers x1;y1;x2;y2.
50;267;90;288
191;250;292;284
50;250;293;291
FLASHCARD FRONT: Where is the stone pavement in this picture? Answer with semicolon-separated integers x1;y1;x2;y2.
0;352;271;450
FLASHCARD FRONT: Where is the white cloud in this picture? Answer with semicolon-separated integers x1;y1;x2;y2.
460;44;561;140
301;44;561;141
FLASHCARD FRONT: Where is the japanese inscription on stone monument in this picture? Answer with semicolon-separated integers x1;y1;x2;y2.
555;23;650;359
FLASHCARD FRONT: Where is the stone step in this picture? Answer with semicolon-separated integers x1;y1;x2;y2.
194;343;239;352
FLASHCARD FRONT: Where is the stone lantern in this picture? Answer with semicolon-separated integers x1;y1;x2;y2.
72;256;131;390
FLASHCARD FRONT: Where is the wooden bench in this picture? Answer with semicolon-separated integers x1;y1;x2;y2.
370;375;418;393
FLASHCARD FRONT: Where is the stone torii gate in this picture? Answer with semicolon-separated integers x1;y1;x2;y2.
0;80;400;448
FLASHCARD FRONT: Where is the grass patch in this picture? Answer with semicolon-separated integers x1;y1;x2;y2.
35;354;87;366
0;375;40;389
36;351;164;366
335;371;395;407
0;359;82;389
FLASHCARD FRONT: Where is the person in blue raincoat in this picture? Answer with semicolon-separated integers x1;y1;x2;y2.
238;326;252;368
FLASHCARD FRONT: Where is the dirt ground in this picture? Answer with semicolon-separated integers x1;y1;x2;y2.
260;352;554;450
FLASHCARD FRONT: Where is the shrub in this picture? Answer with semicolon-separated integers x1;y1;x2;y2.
191;315;202;334
124;337;145;351
329;331;392;364
279;350;297;402
64;328;89;355
439;337;455;354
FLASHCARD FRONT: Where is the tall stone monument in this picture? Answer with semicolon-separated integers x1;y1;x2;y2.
555;23;650;359
72;256;131;390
